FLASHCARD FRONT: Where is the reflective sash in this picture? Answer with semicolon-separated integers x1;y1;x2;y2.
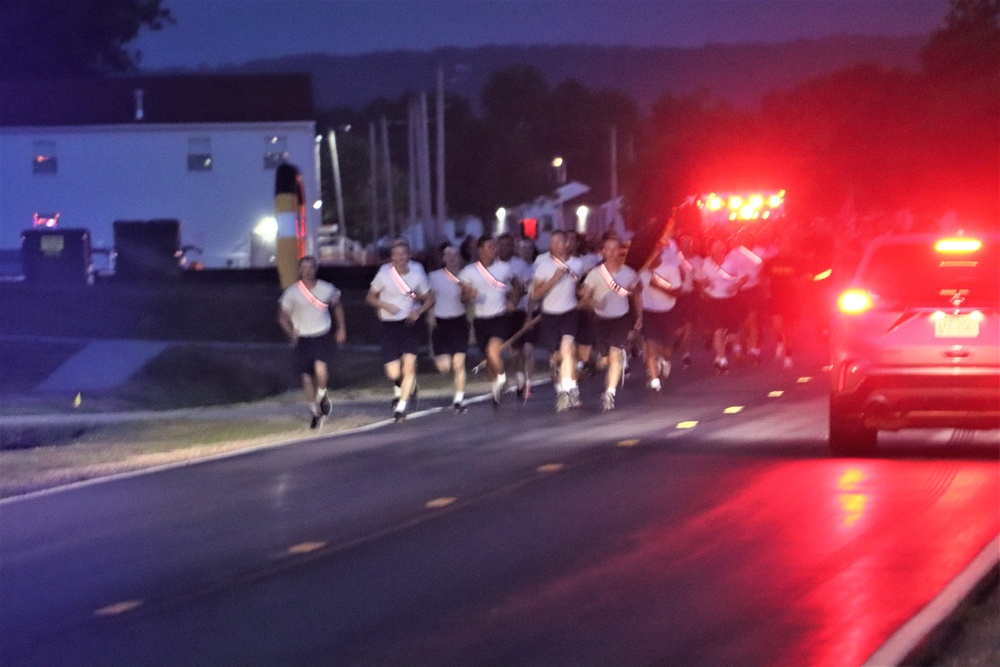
650;272;674;292
297;280;329;311
475;262;507;291
389;265;419;300
443;268;461;284
599;263;632;297
552;256;579;281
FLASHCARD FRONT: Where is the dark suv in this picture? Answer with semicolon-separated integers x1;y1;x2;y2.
829;232;999;455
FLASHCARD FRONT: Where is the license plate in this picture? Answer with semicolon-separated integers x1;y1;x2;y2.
935;314;979;338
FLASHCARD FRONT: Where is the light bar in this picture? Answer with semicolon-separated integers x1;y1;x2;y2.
838;289;873;314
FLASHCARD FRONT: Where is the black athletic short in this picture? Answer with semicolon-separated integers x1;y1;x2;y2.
431;315;470;357
473;313;514;356
576;308;596;347
595;314;632;356
701;295;742;333
539;310;580;351
509;310;538;349
380;319;423;364
642;309;681;346
294;333;336;376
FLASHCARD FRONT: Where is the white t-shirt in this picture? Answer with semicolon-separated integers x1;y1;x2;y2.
459;260;513;319
727;246;764;288
699;255;744;299
428;267;465;319
640;262;682;313
370;261;430;322
583;263;639;319
506;255;533;309
279;279;341;337
533;254;585;315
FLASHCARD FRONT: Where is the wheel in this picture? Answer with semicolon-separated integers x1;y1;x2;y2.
829;401;877;456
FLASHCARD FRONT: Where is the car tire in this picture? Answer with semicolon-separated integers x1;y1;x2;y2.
829;402;878;456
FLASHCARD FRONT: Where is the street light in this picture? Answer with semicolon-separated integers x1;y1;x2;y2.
576;205;589;234
496;207;507;235
552;156;566;185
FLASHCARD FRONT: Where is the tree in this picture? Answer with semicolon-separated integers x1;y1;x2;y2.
920;0;1000;81
0;0;173;78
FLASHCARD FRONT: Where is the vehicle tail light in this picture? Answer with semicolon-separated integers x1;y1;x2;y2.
935;237;981;253
838;289;873;314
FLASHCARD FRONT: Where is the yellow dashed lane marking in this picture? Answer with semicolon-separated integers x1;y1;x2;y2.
94;600;143;617
617;439;641;447
287;542;327;555
537;463;564;473
723;406;744;414
797;376;813;383
425;497;457;509
768;390;784;398
676;421;698;429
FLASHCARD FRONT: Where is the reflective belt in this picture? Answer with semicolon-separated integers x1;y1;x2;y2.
443;268;461;284
297;280;329;311
475;262;507;291
599;263;632;297
389;265;419;299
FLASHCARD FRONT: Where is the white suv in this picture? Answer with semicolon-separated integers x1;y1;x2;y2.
829;232;999;455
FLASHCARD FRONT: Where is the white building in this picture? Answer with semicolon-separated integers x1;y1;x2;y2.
0;75;320;268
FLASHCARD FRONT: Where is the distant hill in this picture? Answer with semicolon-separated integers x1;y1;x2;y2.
149;36;927;113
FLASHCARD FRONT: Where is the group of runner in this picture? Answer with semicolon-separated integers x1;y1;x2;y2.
280;219;813;426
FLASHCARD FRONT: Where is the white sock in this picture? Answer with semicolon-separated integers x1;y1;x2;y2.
606;387;616;396
317;388;327;399
454;391;464;403
516;372;526;387
393;385;402;398
396;400;407;412
493;373;506;389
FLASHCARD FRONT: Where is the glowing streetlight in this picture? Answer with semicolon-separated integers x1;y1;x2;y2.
496;207;507;235
255;216;278;239
576;205;589;233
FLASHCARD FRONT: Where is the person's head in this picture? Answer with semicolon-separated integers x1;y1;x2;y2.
708;237;727;263
298;255;318;281
477;235;498;264
516;237;537;262
550;229;568;257
439;242;462;271
566;230;581;256
390;239;411;269
601;236;624;265
496;233;515;261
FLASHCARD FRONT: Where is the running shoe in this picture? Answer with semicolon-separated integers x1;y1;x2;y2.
453;400;467;413
319;394;332;417
310;414;321;429
682;354;693;369
783;355;794;369
569;386;581;408
714;357;730;374
516;383;532;402
658;358;671;380
648;378;662;392
393;409;406;423
600;391;615;412
749;348;762;365
556;391;571;412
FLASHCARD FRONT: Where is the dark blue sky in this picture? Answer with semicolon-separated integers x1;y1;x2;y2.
134;0;949;69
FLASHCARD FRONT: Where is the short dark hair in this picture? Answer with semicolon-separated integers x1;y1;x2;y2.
477;235;495;248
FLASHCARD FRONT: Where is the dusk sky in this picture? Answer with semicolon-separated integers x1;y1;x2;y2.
133;0;950;70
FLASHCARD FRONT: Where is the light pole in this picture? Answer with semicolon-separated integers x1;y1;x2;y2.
552;157;567;229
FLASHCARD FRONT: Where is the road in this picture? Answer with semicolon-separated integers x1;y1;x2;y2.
1;350;997;666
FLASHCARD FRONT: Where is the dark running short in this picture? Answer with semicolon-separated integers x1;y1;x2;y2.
701;295;742;332
671;293;698;323
595;314;632;356
539;310;580;351
380;318;424;364
431;315;470;357
642;309;681;346
576;309;596;347
508;310;538;349
473;313;514;356
294;333;336;376
732;285;764;320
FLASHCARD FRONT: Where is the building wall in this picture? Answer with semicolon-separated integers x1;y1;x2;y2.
0;121;319;267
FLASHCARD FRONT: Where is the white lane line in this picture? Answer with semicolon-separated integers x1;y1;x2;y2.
864;534;1000;666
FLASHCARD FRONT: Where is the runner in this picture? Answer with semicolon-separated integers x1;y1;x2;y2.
697;236;748;373
499;233;537;401
726;228;765;363
763;231;808;369
580;236;642;411
366;239;435;422
277;255;347;428
427;243;471;411
458;235;517;410
532;229;586;411
639;246;683;392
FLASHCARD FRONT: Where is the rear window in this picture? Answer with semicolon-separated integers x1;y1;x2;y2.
858;240;999;307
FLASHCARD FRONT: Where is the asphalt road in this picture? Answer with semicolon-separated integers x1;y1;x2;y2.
1;351;997;666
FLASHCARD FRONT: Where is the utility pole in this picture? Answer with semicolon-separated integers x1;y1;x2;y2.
368;121;378;246
407;98;418;232
435;64;447;247
380;115;395;240
418;91;433;247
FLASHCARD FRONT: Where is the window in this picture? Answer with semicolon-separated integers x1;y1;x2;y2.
187;137;212;171
264;135;288;169
33;140;58;174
